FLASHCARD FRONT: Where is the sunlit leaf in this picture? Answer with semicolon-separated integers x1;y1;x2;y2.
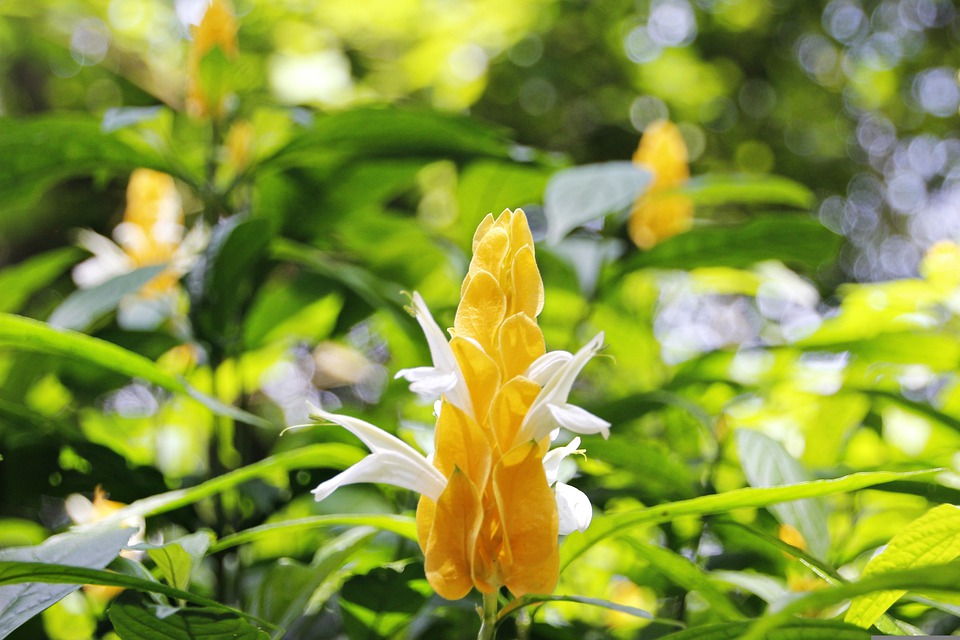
543;161;651;245
663;619;869;640
0;527;131;639
735;430;830;562
211;514;417;553
679;174;815;209
845;504;960;629
560;469;939;570
132;532;214;592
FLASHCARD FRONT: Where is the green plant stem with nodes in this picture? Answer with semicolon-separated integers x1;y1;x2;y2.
478;591;499;640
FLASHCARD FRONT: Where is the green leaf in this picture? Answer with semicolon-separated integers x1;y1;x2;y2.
0;527;132;639
543;161;651;245
560;469;938;571
211;514;417;554
134;532;213;592
680;174;815;209
845;504;960;629
0;313;271;428
48;265;166;332
109;604;269;640
740;560;960;640
621;539;744;620
271;106;512;167
498;593;680;627
0;247;81;314
0;115;168;214
252;527;378;629
623;215;840;272
735;430;830;561
0;562;275;630
81;444;364;527
663;619;870;640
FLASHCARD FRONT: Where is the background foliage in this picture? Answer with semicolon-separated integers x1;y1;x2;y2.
2;0;960;638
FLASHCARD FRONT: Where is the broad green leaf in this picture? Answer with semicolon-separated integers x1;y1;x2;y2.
133;532;213;592
0;115;168;215
109;604;269;640
0;313;270;428
623;215;840;272
664;619;869;640
740;560;960;640
622;539;744;620
845;504;960;629
735;430;830;561
543;161;651;245
709;570;789;604
0;527;132;639
271;106;512;167
680;174;815;209
252;527;377;629
560;469;938;570
0;247;81;314
48;265;166;331
83;444;364;527
211;514;417;553
0;562;276;630
456;160;551;243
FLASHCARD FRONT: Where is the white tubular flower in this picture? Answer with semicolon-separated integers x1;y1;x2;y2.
395;292;474;418
541;437;593;535
307;404;446;502
518;332;610;443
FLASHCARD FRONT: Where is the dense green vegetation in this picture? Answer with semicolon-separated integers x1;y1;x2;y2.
1;0;960;638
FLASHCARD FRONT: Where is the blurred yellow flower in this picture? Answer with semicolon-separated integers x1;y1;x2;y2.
305;209;608;600
224;119;255;173
187;0;239;119
65;486;146;604
73;169;208;326
628;120;694;250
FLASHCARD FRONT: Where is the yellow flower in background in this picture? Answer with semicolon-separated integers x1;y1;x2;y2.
65;486;146;603
187;0;239;119
305;209;608;600
628;120;694;250
73;169;208;326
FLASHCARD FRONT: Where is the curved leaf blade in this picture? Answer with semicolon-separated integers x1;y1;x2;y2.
109;604;269;640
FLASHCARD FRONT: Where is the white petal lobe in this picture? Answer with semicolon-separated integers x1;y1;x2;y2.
555;482;593;535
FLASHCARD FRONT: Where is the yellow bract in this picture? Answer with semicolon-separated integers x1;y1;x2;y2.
628;120;694;250
118;169;184;297
416;209;559;599
187;0;239;119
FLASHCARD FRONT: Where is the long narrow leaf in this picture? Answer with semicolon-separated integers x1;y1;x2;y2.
83;444;364;527
210;514;417;553
560;469;939;570
0;313;270;428
0;562;276;631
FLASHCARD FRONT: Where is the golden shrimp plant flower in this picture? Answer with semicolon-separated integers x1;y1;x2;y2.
628;120;694;250
308;209;608;600
186;0;239;120
73;169;208;325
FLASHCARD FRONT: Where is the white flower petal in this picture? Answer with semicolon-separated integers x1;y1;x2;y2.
308;403;446;502
73;230;134;288
547;403;610;439
525;350;573;385
312;450;444;502
542;437;582;486
519;332;605;442
395;292;474;417
555;482;593;535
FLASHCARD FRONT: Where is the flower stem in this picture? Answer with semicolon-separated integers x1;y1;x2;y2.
478;591;498;640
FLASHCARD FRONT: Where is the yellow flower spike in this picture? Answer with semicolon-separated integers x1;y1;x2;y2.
629;120;694;250
308;209;610;601
73;169;209;317
186;0;239;120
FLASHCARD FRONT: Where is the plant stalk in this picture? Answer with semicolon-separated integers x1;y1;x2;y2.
478;591;498;640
